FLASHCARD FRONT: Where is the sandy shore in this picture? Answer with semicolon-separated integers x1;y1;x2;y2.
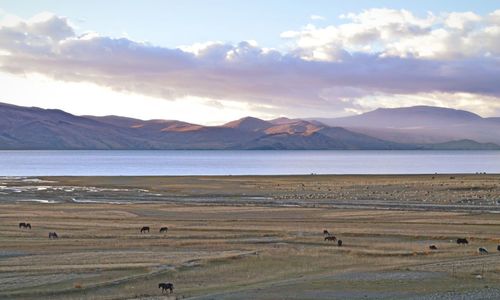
0;175;499;299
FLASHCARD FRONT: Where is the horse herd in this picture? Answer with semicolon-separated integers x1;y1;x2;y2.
323;230;499;256
18;222;175;294
323;229;343;247
454;238;497;255
17;221;498;296
19;222;170;239
140;226;169;234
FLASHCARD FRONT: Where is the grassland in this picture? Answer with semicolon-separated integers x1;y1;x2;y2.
0;175;499;299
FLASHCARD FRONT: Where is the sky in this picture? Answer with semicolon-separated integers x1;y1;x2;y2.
0;1;499;124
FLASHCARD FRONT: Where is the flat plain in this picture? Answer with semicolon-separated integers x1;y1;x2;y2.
0;174;499;299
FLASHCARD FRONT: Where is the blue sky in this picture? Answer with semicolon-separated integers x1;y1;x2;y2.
0;1;499;124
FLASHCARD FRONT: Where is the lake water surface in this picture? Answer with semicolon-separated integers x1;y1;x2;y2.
0;150;497;176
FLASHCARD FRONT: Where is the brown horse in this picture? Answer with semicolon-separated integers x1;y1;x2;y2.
159;282;174;293
324;236;337;242
429;245;438;250
19;222;31;229
140;226;150;233
159;227;168;233
478;247;489;255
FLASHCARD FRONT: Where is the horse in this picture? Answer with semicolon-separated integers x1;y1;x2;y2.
497;245;500;252
159;282;174;293
159;227;168;233
429;245;438;250
49;232;58;239
140;226;150;233
323;229;330;236
478;247;489;255
456;238;468;245
337;239;343;247
19;222;31;229
324;236;337;242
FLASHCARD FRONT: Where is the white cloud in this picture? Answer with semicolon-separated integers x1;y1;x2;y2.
284;8;500;60
310;15;326;21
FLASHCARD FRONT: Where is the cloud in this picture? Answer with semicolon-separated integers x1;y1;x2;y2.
283;8;500;60
310;15;326;21
0;10;499;118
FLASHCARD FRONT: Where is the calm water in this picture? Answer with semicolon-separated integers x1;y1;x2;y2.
0;150;497;176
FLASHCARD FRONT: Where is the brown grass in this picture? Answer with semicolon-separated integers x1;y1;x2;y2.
0;175;499;299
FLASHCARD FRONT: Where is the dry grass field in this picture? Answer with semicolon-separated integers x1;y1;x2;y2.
0;175;499;299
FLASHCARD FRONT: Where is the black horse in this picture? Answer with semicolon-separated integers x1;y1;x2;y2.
19;222;31;229
159;227;168;233
429;245;438;250
49;232;58;239
324;236;337;242
497;245;500;252
159;282;174;293
140;226;150;233
456;238;468;245
337;239;343;247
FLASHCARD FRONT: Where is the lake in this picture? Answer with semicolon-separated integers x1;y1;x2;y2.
0;150;497;176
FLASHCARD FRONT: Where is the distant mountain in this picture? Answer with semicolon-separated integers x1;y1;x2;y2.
0;102;497;150
0;103;147;149
418;139;500;150
314;106;500;144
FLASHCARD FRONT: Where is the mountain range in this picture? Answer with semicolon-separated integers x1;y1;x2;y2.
0;102;498;150
314;106;500;145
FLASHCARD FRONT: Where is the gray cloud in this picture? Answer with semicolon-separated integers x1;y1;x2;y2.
0;12;499;117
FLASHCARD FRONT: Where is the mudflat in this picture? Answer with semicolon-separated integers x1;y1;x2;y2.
0;174;499;299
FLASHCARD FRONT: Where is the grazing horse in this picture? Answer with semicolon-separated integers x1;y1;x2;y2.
456;238;468;245
159;282;174;293
337;240;343;247
324;236;337;242
478;247;489;255
19;222;31;229
48;232;58;239
429;245;438;250
140;226;150;233
159;227;168;233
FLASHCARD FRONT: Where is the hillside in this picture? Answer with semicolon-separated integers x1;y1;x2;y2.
0;102;497;150
314;106;500;144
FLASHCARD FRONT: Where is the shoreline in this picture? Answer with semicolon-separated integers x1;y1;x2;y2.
0;174;497;212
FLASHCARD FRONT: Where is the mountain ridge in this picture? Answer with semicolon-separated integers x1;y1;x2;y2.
0;102;498;150
313;106;500;144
